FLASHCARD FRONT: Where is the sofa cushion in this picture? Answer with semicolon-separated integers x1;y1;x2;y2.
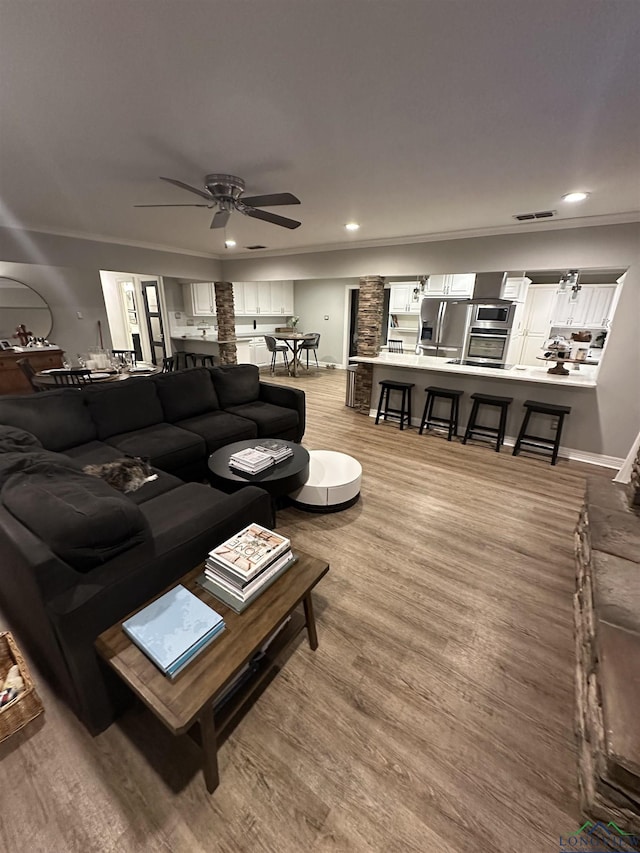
209;364;260;408
2;463;148;572
63;441;125;465
83;379;164;440
0;424;43;453
177;411;257;451
105;423;205;473
0;449;79;489
0;389;97;451
124;469;184;505
153;368;220;423
224;401;299;438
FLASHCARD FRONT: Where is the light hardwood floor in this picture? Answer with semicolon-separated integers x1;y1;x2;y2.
0;369;610;852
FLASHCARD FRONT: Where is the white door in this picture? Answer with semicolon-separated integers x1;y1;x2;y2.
268;281;287;314
424;275;448;296
389;285;411;312
192;282;214;315
447;274;476;296
232;282;245;315
257;282;272;314
243;282;259;314
566;288;594;327
280;281;294;314
252;338;270;366
583;285;615;327
550;290;574;325
519;285;557;365
501;276;530;301
236;340;252;363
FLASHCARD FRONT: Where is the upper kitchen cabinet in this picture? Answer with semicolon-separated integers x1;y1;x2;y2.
551;284;616;328
389;283;421;313
268;280;294;315
501;276;531;302
189;282;216;316
234;281;294;315
424;274;475;297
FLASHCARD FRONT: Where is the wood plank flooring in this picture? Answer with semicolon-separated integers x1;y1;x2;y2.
0;368;611;852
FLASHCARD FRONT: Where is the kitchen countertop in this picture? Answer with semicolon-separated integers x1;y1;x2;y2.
171;333;264;343
350;352;598;388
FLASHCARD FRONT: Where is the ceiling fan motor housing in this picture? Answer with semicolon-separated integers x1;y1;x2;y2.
205;174;245;202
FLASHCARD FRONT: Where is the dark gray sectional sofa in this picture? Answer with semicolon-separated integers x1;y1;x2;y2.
0;364;305;733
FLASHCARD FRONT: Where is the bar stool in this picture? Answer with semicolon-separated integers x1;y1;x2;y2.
462;392;513;452
512;400;571;465
419;386;463;441
186;353;216;367
375;380;414;430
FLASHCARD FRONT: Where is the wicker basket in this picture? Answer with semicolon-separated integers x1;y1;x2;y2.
0;631;44;742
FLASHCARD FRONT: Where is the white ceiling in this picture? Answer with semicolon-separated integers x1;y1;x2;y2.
1;0;639;259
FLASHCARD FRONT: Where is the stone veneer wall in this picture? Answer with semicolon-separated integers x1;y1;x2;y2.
574;470;640;835
213;281;237;365
354;275;385;414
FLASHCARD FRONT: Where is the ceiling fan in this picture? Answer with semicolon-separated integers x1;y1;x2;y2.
135;174;302;230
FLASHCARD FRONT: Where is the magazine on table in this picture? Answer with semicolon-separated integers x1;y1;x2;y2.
208;523;290;581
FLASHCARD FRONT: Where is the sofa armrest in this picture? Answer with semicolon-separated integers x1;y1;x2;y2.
258;382;306;442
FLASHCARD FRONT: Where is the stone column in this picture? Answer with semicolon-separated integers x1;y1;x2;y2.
354;275;385;414
213;281;237;365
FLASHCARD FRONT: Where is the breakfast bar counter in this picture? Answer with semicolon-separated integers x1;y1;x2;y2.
350;352;606;463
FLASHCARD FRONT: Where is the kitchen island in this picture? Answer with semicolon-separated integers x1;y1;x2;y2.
350;352;606;465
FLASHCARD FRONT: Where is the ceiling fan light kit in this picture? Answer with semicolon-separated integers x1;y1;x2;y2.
135;173;302;230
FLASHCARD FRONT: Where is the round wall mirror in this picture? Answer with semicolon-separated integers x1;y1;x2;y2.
0;277;53;341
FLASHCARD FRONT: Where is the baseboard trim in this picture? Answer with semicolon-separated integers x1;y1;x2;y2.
366;409;622;470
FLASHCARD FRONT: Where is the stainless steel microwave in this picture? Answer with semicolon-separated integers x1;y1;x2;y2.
470;303;516;330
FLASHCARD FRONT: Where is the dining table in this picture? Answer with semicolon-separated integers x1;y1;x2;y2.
271;332;316;378
32;364;161;389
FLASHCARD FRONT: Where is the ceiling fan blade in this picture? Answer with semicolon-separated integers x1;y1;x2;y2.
134;203;210;208
211;209;231;229
240;192;300;207
243;207;302;229
159;176;212;201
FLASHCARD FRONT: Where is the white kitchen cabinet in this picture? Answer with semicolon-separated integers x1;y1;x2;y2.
501;276;531;302
423;274;475;297
551;284;616;327
389;283;421;313
236;339;251;363
250;337;270;367
268;280;294;315
507;284;557;366
190;282;216;316
232;282;246;314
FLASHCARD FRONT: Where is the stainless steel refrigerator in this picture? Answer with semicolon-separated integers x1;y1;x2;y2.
416;298;470;358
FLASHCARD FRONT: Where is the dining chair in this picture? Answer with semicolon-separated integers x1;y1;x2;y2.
162;356;175;373
264;335;289;374
299;333;320;368
51;369;94;386
112;349;136;367
388;339;404;353
16;358;44;393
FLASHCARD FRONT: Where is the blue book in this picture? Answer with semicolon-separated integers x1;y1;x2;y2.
165;621;226;679
123;585;224;674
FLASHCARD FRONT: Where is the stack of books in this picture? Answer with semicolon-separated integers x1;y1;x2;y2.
123;585;225;679
253;439;294;463
199;523;297;613
228;447;274;475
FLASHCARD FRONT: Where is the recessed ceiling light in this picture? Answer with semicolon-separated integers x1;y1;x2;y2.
224;239;236;248
561;191;590;203
345;222;360;231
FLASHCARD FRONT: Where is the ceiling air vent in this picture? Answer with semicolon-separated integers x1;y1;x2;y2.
245;244;267;250
513;210;556;221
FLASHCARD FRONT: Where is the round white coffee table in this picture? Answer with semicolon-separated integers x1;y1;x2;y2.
289;450;362;512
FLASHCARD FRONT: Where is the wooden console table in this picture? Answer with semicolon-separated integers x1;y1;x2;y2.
96;550;329;793
0;348;65;394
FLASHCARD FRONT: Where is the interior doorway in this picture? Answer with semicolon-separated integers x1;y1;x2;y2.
100;271;169;364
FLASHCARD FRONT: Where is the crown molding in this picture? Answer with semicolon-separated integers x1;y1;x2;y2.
224;210;640;260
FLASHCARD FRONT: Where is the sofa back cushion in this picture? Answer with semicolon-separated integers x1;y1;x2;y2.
2;462;148;572
153;368;220;423
83;378;164;440
0;390;97;451
210;364;260;408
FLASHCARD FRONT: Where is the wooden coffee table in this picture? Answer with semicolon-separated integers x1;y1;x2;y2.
96;550;329;793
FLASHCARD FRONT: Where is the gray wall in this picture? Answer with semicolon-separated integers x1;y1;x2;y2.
293;278;358;364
